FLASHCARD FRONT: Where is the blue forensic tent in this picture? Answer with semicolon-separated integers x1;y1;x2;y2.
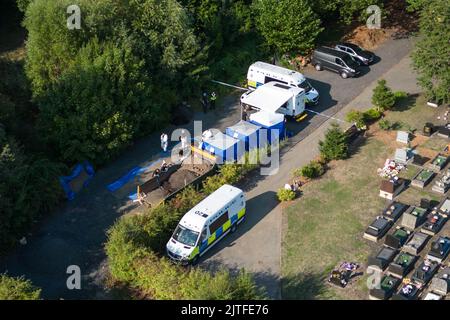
59;161;95;201
201;131;244;163
226;120;262;151
249;111;285;144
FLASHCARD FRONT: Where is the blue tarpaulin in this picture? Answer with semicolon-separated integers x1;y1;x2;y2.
107;160;160;193
59;161;95;201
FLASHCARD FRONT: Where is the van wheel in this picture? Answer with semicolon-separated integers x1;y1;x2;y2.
340;71;348;79
231;224;237;233
315;64;322;71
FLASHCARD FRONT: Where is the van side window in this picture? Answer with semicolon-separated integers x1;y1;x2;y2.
265;76;287;85
335;58;344;66
209;211;229;234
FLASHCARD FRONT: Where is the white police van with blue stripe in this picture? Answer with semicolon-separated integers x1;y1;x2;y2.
166;184;246;265
247;61;320;105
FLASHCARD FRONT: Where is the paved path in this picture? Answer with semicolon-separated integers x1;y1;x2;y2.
0;36;417;300
202;37;420;299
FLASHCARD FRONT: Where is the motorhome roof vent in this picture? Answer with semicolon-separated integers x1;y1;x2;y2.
273;83;291;90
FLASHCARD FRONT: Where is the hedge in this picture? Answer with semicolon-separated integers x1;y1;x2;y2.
0;274;41;300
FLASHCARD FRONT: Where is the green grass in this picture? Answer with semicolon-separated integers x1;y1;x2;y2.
384;95;439;133
281;93;446;300
282;138;389;300
422;137;449;153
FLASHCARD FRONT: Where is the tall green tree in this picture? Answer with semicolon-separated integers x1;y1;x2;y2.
38;39;163;165
319;123;349;161
372;79;396;111
311;0;382;25
0;127;62;251
24;0;202;165
253;0;323;55
412;0;450;103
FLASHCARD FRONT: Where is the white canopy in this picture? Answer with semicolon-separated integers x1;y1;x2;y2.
241;82;300;113
249;110;284;127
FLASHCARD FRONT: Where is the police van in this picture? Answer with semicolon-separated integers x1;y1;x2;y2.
247;61;319;105
166;184;246;265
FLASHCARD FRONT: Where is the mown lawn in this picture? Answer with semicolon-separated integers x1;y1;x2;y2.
281;95;444;299
383;94;440;133
282;137;389;299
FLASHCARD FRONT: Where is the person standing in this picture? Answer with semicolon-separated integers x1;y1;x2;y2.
180;129;188;150
160;133;168;152
210;92;217;110
201;90;209;113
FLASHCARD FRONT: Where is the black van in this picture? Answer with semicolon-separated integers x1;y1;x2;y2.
311;46;361;79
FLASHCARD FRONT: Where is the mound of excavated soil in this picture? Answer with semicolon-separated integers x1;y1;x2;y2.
163;169;198;193
342;26;391;51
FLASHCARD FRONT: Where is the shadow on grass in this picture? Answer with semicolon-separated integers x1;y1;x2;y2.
281;272;328;300
392;93;419;112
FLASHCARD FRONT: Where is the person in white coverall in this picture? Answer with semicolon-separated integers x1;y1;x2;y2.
161;133;168;152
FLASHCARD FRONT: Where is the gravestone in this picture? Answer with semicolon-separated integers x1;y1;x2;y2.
397;131;410;144
395;148;408;164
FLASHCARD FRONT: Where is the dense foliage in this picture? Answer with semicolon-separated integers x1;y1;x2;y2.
0;274;41;300
299;160;325;179
411;0;450;104
253;0;323;54
372;79;396;111
24;0;202;165
277;188;296;202
319;123;349;161
0;57;63;253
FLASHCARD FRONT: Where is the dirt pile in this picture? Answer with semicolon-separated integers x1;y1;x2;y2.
163;169;198;193
342;26;391;51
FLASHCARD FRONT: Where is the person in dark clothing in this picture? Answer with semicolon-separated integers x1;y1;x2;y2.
201;90;209;113
210;92;217;110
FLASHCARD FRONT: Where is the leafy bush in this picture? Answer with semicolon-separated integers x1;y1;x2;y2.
25;0;202;165
346;110;366;129
37;39;166;165
253;0;323;54
277;188;296;202
372;79;396;111
311;0;383;25
378;119;392;130
0;129;63;252
393;91;408;101
363;108;382;121
319;123;349;162
300;161;325;179
0;274;41;300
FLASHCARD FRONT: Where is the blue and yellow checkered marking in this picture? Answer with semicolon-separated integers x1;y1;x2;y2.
194;208;246;259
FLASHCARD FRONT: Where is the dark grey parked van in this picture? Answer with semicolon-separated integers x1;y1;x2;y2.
311;46;361;79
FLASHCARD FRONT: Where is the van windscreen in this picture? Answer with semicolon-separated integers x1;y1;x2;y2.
298;80;311;92
173;225;199;247
342;55;359;68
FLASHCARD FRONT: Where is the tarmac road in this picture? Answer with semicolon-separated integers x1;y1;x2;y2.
0;36;415;299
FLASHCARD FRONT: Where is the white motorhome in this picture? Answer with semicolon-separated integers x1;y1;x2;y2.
240;81;307;121
247;61;319;105
166;184;246;265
